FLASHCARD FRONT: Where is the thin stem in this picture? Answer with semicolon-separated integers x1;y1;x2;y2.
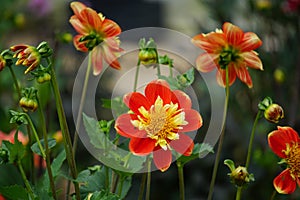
154;49;161;76
236;187;242;200
37;96;57;200
270;190;276;200
177;161;185;200
169;63;173;78
48;58;80;200
133;60;141;92
146;157;151;200
17;160;35;200
137;173;147;200
72;52;92;156
8;66;21;99
117;177;124;197
207;67;230;200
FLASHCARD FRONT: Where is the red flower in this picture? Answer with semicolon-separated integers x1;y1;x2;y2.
192;22;263;88
0;130;29;146
268;126;300;194
69;1;123;75
0;194;5;200
115;79;202;171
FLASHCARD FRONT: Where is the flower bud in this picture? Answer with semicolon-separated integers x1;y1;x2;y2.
37;41;53;58
138;48;157;66
230;166;253;187
0;148;9;164
264;103;284;123
0;55;6;72
19;87;38;112
36;72;51;84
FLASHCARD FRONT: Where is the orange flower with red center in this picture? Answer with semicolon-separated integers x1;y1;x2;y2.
268;126;300;194
69;1;123;75
115;79;202;171
192;22;263;88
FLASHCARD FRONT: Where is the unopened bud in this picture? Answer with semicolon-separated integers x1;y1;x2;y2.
264;104;284;123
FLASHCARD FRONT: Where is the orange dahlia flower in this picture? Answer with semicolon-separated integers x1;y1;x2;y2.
192;22;263;88
115;79;202;172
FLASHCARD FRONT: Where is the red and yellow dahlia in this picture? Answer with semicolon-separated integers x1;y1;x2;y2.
69;1;123;75
192;22;263;88
268;126;300;194
115;79;202;172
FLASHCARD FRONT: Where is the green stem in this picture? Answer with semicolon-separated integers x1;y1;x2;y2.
137;173;147;200
72;52;92;156
117;177;124;197
169;63;173;78
270;190;276;200
37;96;57;200
23;113;46;159
177;161;185;200
154;49;161;76
48;58;80;200
236;187;242;200
133;60;141;92
207;67;230;200
8;65;21;99
17;160;35;200
146;157;151;200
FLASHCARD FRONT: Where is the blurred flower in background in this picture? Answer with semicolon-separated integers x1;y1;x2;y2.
28;0;52;17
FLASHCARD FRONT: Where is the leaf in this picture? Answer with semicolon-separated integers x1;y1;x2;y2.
84;190;121;200
0;184;29;200
30;138;56;156
224;159;236;172
0;164;23;187
2;132;26;163
101;97;129;117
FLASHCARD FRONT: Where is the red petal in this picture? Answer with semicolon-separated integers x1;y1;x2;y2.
91;47;103;76
80;8;102;30
129;137;156;156
195;53;218;72
192;32;225;53
123;92;151;115
73;35;88;52
268;126;300;158
240;51;263;70
180;109;202;132
239;32;262;51
216;65;237;87
69;16;90;35
273;169;296;194
223;22;244;46
171;90;192;110
114;114;146;138
153;148;172;172
170;133;194;156
101;19;122;37
145;79;172;105
234;65;253;88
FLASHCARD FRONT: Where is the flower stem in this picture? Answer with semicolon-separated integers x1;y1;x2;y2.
72;52;92;156
37;95;57;200
137;173;147;200
47;58;80;200
17;160;35;200
270;190;276;200
207;67;230;200
8;65;21;99
133;60;141;92
177;161;185;200
236;187;242;200
146;157;151;200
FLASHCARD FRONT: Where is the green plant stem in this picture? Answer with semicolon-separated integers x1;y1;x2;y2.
207;67;230;200
133;60;141;92
236;187;242;200
8;66;21;99
146;157;151;200
72;52;92;156
270;190;276;200
37;96;57;200
137;173;147;200
117;177;124;197
169;63;173;78
48;58;80;200
177;161;185;200
17;160;35;200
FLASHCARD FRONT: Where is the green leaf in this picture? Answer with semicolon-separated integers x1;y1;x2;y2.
0;184;29;200
2;132;26;163
30;138;56;156
84;190;120;200
9;110;28;125
101;97;129;117
0;164;23;187
224;159;236;172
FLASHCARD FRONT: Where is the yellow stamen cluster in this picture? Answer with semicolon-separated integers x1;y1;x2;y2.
131;96;188;150
284;142;300;180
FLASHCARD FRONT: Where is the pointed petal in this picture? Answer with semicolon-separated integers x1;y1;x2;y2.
101;19;122;37
192;32;225;53
153;148;172;172
123;92;151;115
80;8;102;30
180;109;202;132
223;22;244;45
241;51;263;70
101;39;122;70
129;137;156;156
69;16;90;34
91;47;103;75
145;79;172;105
171;90;192;110
195;53;218;72
170;133;194;156
70;1;87;17
234;65;253;88
273;169;297;194
268;126;300;158
239;32;262;51
115;114;147;138
216;66;236;87
73;35;88;52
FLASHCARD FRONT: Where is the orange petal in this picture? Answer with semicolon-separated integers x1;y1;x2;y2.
70;1;87;17
69;16;90;34
192;32;225;53
223;22;244;46
195;53;218;72
145;79;172;105
241;51;263;70
170;133;194;156
268;126;300;158
101;19;122;37
171;90;192;109
115;114;146;138
123;92;151;115
239;32;262;51
80;8;102;30
273;169;297;194
129;137;156;156
180;109;203;132
234;65;253;88
91;47;103;75
216;66;236;87
153;148;172;172
101;40;122;70
73;35;88;52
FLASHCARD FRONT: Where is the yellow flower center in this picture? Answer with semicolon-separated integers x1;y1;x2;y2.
131;96;188;150
283;142;300;180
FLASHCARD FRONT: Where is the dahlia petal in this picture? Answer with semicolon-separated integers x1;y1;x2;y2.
73;35;88;52
170;133;194;156
223;22;244;45
241;51;263;70
70;1;87;17
153;148;172;172
80;8;102;30
171;90;192;109
268;126;300;158
145;79;172;105
129;137;156;156
192;33;225;53
101;40;122;70
239;32;262;51
69;16;90;35
216;66;236;87
123;92;151;115
195;53;218;72
114;113;147;138
180;109;203;132
273;169;297;194
234;66;253;88
91;47;104;75
101;19;122;37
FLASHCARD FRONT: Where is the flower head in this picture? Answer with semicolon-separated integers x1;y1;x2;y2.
0;55;6;72
10;44;41;74
69;1;123;75
192;22;263;88
115;79;202;171
268;126;300;194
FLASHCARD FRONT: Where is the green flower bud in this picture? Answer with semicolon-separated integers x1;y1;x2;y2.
264;103;284;123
